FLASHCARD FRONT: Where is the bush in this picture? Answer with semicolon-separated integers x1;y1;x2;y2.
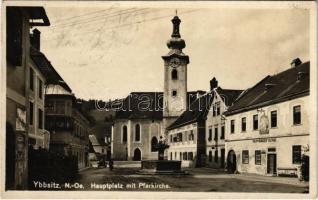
28;148;78;189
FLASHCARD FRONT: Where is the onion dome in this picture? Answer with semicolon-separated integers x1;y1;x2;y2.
166;15;186;50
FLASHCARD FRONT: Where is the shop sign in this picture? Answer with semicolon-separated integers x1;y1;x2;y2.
252;137;276;143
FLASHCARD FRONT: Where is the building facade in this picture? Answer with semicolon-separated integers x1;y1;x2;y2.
206;78;242;168
225;60;310;177
45;85;90;169
5;7;50;190
167;92;211;167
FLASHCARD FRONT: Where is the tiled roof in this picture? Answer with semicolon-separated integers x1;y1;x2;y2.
167;92;214;130
225;61;310;116
30;47;72;92
115;91;205;120
216;87;244;107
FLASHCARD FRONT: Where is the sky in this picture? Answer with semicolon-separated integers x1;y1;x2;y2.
37;5;310;101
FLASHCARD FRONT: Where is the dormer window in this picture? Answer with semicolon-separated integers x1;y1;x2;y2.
297;72;308;81
172;69;178;80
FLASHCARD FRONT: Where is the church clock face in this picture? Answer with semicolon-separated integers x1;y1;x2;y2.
170;57;181;68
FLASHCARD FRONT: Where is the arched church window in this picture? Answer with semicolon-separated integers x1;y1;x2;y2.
135;124;140;141
122;125;127;143
151;136;158;152
172;69;178;80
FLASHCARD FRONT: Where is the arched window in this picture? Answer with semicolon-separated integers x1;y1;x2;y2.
172;69;178;80
151;136;158;152
122;125;127;143
135;124;140;142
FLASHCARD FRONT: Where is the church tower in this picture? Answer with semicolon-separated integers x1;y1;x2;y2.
162;14;189;134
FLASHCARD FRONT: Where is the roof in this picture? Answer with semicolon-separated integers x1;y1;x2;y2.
30;47;72;92
167;92;214;130
225;61;310;116
115;91;204;120
24;7;50;26
215;87;243;107
89;134;106;146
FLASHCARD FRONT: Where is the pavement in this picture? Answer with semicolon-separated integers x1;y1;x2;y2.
73;163;309;192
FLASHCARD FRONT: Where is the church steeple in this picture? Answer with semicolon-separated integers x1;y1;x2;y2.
166;14;186;51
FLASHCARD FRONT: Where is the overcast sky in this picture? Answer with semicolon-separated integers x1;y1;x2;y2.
37;5;310;101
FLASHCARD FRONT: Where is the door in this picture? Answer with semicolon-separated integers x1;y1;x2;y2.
220;149;225;168
267;153;277;174
133;148;141;161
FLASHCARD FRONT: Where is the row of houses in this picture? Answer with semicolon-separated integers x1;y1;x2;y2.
5;7;90;190
111;14;310;178
166;59;309;178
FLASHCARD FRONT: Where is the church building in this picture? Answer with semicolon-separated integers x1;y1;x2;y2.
111;15;200;161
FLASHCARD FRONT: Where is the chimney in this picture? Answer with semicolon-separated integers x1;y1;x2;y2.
30;28;41;50
210;77;218;91
291;58;302;67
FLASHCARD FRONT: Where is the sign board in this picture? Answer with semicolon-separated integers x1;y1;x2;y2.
16;108;26;131
253;137;276;143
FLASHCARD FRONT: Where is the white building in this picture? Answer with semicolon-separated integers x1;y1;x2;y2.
206;78;243;168
224;59;310;177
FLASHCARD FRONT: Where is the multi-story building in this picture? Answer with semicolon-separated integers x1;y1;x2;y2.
45;84;90;169
5;6;50;190
224;59;310;177
205;78;242;168
166;91;211;167
28;29;50;150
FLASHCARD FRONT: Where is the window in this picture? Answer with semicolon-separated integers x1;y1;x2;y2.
172;69;178;80
221;126;225;139
208;129;212;141
122;126;127;143
29;102;34;125
216;102;221;115
135;124;140;142
253;114;258;130
30;68;34;90
38;78;43;99
175;152;177;159
242;150;249;164
151;137;158;152
177;132;183;142
293;105;301;125
172;90;177;97
292;145;302;164
255;150;261;165
188;152;193;161
170;135;173;143
170;152;172;160
183;152;188;160
271;111;277;128
230;120;235;134
214;127;218;141
38;109;43;129
208;151;212;162
180;152;182;160
241;117;246;132
212;104;216;116
189;131;194;141
214;150;218;162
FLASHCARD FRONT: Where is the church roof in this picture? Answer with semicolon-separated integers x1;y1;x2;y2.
115;91;204;120
225;61;310;116
167;92;214;130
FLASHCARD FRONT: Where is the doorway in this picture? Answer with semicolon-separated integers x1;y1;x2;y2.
133;148;141;161
267;153;277;174
227;150;236;173
220;149;225;168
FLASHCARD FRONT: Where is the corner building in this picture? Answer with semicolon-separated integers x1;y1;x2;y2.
225;60;310;177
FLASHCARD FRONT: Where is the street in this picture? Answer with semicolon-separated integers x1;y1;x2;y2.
73;162;308;193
